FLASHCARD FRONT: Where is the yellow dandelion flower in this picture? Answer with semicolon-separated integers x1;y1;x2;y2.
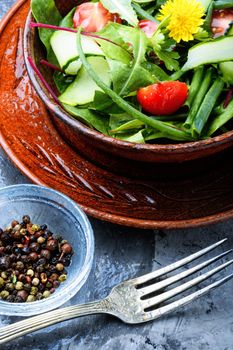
158;0;205;43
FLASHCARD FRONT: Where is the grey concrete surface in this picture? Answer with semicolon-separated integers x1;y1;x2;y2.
0;2;233;349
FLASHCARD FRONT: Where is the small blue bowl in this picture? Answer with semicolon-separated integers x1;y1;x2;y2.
0;184;94;316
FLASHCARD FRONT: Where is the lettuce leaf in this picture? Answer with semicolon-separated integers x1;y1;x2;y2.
100;0;138;26
31;0;62;53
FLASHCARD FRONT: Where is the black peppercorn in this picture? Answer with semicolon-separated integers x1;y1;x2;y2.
29;235;37;243
1;233;12;245
46;239;58;252
0;256;11;269
28;252;38;262
40;249;51;260
22;215;31;224
0;247;5;255
29;243;40;253
22;246;30;254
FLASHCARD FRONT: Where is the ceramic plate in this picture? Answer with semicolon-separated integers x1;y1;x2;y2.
1;0;233;229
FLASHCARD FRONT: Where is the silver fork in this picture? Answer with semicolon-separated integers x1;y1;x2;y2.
0;239;233;345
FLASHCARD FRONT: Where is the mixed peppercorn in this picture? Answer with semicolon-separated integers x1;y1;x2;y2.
0;215;73;302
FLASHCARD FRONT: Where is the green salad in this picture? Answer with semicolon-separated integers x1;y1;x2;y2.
30;0;233;144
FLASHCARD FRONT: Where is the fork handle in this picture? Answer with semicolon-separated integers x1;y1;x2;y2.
0;299;109;345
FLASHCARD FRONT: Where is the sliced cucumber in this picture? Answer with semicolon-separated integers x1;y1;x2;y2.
182;36;233;71
219;61;233;84
59;56;111;106
64;59;82;75
50;31;104;74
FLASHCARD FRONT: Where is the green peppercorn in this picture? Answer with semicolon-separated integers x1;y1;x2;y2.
37;236;46;244
0;290;9;299
46;282;53;289
58;274;67;283
32;278;40;286
20;228;26;235
26;295;36;302
13;224;21;232
56;263;64;272
16;261;24;271
15;281;24;290
5;283;14;292
27;269;34;277
0;277;5;288
30;286;38;296
1;271;8;279
43;291;50;298
31;224;40;232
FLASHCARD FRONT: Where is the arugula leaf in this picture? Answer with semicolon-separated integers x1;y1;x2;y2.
142;62;170;81
108;59;156;96
111;119;144;133
109;113;135;130
63;104;109;135
116;130;145;143
157;50;180;71
59;8;76;28
114;27;150;96
93;91;124;114
150;29;180;71
31;0;62;53
132;2;159;22
100;0;139;26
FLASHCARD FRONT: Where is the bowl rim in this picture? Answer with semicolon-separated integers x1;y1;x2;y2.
0;184;94;316
23;10;233;155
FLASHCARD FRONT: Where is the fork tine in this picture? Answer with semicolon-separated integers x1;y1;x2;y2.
143;273;233;322
142;259;233;309
134;239;227;286
140;249;232;297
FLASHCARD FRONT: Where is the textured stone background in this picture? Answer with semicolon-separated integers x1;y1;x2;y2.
0;2;233;349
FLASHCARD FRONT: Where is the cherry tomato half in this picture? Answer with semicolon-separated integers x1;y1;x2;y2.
211;9;233;37
73;2;121;32
138;20;159;38
137;81;188;115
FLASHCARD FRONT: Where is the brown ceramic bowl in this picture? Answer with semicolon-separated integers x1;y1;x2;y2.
23;6;233;178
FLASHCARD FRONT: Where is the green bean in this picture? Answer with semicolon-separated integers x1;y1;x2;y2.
132;3;159;23
214;0;233;9
208;98;233;135
77;28;191;142
191;78;224;136
185;66;204;108
184;68;213;127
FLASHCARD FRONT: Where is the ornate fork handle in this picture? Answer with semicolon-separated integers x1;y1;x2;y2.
0;299;110;345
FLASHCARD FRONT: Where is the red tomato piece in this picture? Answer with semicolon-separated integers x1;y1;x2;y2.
137;81;188;115
138;20;158;38
211;9;233;37
73;2;121;32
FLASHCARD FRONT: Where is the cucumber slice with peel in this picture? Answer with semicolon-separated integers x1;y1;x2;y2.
219;61;233;84
59;56;111;106
182;36;233;71
50;31;104;74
